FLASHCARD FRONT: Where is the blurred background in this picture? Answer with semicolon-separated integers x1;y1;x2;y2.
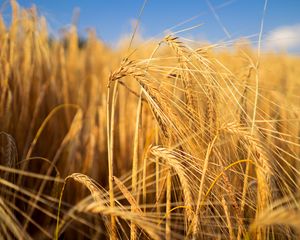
1;0;300;53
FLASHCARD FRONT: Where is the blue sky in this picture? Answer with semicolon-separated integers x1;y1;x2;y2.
1;0;300;52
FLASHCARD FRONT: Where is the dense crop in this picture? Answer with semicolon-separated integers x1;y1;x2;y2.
0;1;300;239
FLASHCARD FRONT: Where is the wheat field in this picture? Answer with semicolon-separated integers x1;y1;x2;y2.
0;1;300;239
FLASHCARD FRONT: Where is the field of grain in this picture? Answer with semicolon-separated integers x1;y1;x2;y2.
0;1;300;239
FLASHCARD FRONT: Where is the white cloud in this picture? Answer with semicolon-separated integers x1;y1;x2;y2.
264;24;300;53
